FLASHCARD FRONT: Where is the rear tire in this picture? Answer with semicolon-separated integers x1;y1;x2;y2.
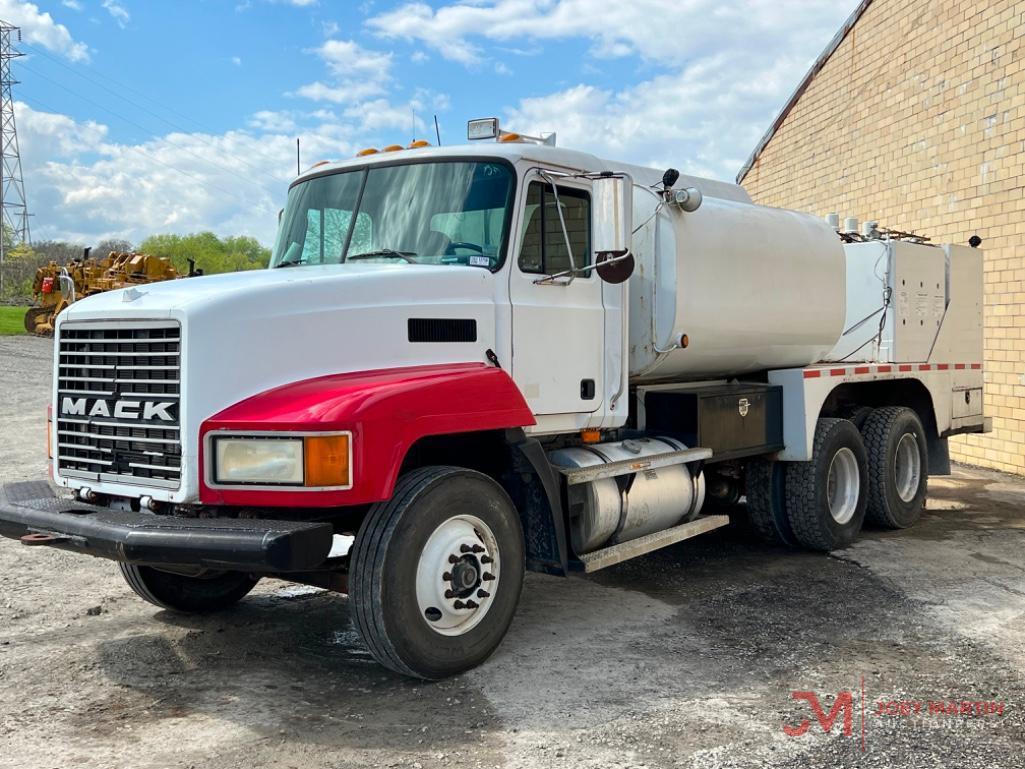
862;407;928;529
745;459;796;546
349;466;525;680
785;418;868;552
119;564;258;612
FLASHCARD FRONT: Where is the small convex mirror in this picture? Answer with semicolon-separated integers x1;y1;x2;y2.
592;173;634;283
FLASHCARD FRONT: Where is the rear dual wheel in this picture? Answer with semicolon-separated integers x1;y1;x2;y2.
785;418;869;552
862;407;928;529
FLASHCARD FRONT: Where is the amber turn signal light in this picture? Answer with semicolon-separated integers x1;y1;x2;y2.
304;434;351;488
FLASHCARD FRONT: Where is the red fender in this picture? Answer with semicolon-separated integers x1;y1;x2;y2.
199;363;535;507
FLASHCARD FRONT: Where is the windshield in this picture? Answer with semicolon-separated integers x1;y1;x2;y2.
271;160;516;270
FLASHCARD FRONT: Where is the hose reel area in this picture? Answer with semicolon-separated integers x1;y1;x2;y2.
549;437;707;556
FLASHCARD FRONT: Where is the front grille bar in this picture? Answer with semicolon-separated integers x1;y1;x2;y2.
56;321;183;490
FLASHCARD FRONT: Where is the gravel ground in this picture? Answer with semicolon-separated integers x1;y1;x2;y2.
1;334;1024;768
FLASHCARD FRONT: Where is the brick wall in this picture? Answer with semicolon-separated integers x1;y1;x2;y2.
741;0;1025;472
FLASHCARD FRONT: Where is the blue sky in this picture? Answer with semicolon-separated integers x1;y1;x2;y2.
5;0;859;246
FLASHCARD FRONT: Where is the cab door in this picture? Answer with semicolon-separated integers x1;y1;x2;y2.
509;176;604;416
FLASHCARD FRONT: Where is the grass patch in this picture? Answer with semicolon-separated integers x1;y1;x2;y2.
0;306;28;335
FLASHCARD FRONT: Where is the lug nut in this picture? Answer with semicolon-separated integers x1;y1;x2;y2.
453;600;466;609
480;555;493;564
471;545;484;553
465;600;479;609
460;544;472;553
477;590;490;599
482;572;495;581
445;589;455;599
448;554;459;564
442;571;452;582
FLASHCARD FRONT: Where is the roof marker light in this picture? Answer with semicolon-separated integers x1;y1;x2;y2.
408;139;431;149
382;144;404;152
356;148;379;157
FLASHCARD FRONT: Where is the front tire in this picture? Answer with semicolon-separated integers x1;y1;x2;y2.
119;564;258;612
862;407;928;528
785;418;868;552
349;466;525;680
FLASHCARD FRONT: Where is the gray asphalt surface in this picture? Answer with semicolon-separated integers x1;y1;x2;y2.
1;334;1023;768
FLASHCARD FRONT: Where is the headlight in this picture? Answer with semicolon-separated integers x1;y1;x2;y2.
212;433;351;488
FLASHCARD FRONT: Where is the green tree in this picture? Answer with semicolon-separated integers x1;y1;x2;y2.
137;232;270;275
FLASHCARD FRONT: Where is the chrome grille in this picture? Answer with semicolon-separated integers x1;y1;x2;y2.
56;322;182;489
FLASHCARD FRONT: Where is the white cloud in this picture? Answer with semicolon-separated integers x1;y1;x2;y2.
293;39;393;104
0;0;89;61
368;0;850;66
231;55;242;66
505;51;813;180
248;109;297;133
101;0;129;28
61;0;83;10
15;95;447;246
368;0;859;181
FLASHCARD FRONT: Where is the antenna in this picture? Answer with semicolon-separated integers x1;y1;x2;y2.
434;114;441;146
411;108;416;143
296;137;300;176
0;20;30;297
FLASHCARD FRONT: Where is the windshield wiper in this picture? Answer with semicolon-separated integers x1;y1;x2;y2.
347;249;419;263
273;258;306;269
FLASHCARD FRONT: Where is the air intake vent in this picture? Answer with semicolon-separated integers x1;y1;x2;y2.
408;318;477;343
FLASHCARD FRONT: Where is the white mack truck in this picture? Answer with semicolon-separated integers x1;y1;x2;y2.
0;119;987;679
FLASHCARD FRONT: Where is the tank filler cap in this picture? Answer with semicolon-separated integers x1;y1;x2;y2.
825;212;840;229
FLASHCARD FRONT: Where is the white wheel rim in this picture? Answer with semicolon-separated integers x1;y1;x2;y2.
826;447;860;524
894;432;921;503
415;515;500;637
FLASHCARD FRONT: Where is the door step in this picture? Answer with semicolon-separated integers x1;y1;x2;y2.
576;514;730;573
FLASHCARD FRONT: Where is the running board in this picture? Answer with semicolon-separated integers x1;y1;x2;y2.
576;515;730;573
558;447;712;486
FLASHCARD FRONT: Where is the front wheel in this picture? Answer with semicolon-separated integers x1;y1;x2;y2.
349;466;525;680
119;564;259;612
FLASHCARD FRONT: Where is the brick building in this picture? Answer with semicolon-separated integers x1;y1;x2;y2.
739;0;1025;473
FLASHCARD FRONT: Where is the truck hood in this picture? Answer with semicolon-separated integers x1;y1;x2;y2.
63;262;494;318
56;263;501;503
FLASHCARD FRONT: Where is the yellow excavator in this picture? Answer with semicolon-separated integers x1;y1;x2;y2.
24;250;195;336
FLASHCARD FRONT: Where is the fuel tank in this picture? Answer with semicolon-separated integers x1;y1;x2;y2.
628;190;846;382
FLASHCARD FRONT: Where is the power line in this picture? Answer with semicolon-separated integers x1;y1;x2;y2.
20;39;273;178
21;62;278;194
20;92;276;212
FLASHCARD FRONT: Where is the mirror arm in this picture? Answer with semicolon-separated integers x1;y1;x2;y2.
532;251;632;285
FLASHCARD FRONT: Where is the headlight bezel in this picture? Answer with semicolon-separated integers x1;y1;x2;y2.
206;430;353;491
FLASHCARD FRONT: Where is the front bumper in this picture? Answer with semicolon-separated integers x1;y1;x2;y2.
0;481;334;572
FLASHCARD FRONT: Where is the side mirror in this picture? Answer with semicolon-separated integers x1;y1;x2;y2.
592;174;634;284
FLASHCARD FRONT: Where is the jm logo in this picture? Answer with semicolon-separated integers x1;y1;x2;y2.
738;397;750;417
784;691;854;738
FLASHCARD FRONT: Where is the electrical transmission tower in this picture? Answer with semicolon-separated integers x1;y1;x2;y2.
0;20;30;296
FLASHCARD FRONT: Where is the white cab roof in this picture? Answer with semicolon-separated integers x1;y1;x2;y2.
295;141;752;204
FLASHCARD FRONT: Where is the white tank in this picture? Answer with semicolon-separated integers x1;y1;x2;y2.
627;189;846;382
